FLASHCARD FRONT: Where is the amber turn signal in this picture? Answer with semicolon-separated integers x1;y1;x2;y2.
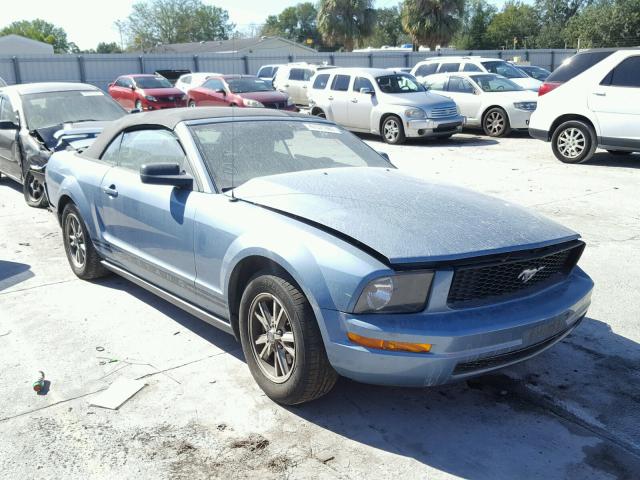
347;332;432;353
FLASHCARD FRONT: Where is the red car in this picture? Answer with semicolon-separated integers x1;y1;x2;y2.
187;75;297;111
108;74;187;111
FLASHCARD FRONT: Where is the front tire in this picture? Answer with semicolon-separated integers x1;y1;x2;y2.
482;107;511;137
551;120;597;164
135;100;143;111
239;273;337;405
381;115;406;144
23;171;48;208
188;100;196;108
61;203;109;280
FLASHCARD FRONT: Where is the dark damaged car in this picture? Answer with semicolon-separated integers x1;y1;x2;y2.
0;83;126;207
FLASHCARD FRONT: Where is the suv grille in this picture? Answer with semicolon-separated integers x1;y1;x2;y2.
263;101;287;109
430;105;458;119
447;242;584;307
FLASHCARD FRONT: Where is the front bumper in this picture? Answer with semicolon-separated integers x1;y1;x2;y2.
508;108;535;130
319;268;593;387
405;115;465;138
529;127;550;141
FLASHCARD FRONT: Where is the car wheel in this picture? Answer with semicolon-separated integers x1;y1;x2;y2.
382;115;406;145
135;100;143;111
61;203;109;280
482;108;511;137
607;150;632;155
551;120;597;164
313;109;326;119
23;171;48;208
239;273;337;405
188;100;196;108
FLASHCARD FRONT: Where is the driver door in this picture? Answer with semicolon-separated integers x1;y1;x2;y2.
98;128;199;301
348;76;376;129
0;95;22;181
446;76;482;123
200;79;229;107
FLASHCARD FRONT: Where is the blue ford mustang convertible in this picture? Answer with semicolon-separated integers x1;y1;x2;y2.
45;108;593;404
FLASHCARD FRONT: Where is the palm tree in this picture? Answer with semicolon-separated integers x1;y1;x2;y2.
317;0;375;51
401;0;465;51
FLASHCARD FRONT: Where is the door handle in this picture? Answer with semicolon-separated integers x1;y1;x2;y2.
102;185;118;197
593;92;606;96
351;98;358;103
328;96;334;100
284;84;290;87
302;85;307;89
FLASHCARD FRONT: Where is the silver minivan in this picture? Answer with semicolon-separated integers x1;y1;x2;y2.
308;68;464;144
273;63;337;106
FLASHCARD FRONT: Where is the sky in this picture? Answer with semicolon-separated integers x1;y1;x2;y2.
0;0;441;50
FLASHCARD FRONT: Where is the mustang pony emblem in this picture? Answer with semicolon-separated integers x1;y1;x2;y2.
518;266;545;283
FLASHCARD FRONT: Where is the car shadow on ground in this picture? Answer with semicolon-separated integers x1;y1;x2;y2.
0;178;22;194
583;151;640;169
0;260;34;291
356;132;499;148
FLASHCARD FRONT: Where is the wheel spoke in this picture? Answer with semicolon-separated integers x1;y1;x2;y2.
259;342;271;360
255;334;268;345
281;341;295;358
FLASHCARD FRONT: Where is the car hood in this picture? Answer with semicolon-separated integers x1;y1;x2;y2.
379;91;456;108
237;91;289;102
232;168;578;265
510;77;542;91
32;121;110;151
140;87;184;97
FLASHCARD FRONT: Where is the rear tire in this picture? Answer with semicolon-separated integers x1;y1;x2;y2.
482;107;511;137
381;115;406;145
188;100;196;108
135;100;143;111
61;203;109;280
23;171;48;208
239;273;337;405
551;120;597;164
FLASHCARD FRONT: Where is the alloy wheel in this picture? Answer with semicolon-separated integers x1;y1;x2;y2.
557;128;586;159
248;293;296;383
383;118;400;142
485;111;505;136
65;213;86;269
27;174;44;202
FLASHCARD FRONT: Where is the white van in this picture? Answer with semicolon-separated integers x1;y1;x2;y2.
273;63;337;106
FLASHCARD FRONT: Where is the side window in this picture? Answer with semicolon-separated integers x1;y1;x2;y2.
331;74;351;91
0;96;16;123
100;133;123;165
604;56;640;88
447;77;475;93
257;67;270;77
289;68;304;81
424;78;447;91
203;79;224;91
117;129;191;174
182;75;192;84
416;63;438;76
353;76;374;92
303;69;313;81
438;63;460;73
463;63;482;72
312;73;330;89
122;78;133;88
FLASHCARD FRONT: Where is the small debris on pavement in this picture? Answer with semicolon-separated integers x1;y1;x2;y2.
32;371;45;393
18;242;30;246
95;346;105;352
319;455;335;464
173;331;180;335
0;330;11;337
90;378;146;410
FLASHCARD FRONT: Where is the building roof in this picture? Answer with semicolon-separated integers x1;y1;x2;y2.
0;34;52;48
153;36;316;54
84;107;308;158
0;82;99;95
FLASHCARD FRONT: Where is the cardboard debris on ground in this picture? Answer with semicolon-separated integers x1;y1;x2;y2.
90;378;146;410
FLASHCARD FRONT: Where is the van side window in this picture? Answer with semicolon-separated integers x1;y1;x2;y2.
439;63;460;73
463;63;482;72
313;73;330;89
331;74;351;91
415;63;438;77
603;56;640;88
289;68;305;81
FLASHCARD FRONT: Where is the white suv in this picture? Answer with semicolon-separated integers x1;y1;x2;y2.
529;48;640;163
273;63;337;106
411;56;542;91
308;68;464;144
175;72;221;94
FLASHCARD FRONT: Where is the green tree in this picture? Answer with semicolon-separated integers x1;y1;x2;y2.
453;0;496;49
122;0;235;51
364;6;409;48
401;0;465;51
485;2;541;49
317;0;375;51
96;42;123;54
564;0;640;48
0;19;70;53
261;2;321;47
535;0;593;47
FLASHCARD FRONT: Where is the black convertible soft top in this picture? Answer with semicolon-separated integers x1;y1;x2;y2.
83;107;306;159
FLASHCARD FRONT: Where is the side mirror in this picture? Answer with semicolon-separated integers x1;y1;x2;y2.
140;163;193;189
130;108;142;114
215;88;226;96
0;120;18;130
360;87;375;95
378;151;390;161
130;85;136;91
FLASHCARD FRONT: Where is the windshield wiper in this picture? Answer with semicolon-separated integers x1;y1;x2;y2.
70;119;99;123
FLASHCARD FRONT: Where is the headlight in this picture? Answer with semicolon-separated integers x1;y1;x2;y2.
244;98;264;108
513;101;537;111
404;107;426;120
286;96;294;106
353;271;434;314
145;95;157;102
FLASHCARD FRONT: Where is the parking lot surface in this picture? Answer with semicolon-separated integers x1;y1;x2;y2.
1;133;639;479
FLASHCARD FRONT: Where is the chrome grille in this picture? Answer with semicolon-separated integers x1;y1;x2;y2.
430;105;459;119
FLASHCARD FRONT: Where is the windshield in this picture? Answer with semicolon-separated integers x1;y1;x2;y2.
22;90;125;130
134;76;173;89
190;120;392;190
376;74;424;93
481;61;527;79
521;66;550;81
227;78;273;93
471;74;523;92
